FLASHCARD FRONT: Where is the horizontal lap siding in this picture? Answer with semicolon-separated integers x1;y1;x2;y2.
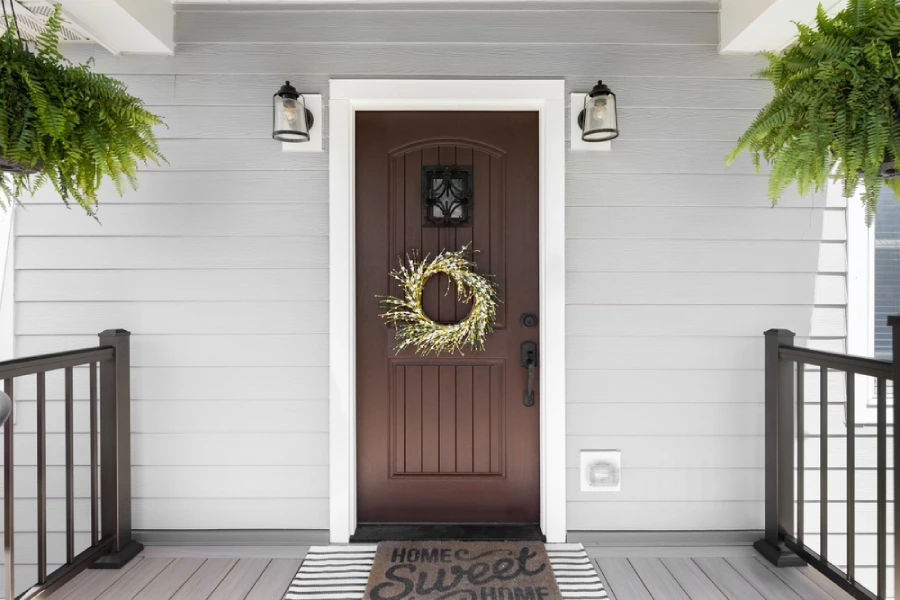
9;2;809;540
796;189;860;564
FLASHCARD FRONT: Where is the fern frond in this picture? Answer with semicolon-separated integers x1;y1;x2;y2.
0;4;165;213
728;0;900;221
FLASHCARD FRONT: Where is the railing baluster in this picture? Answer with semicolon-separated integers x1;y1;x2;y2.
90;362;99;547
845;372;855;582
797;362;805;546
820;365;828;561
0;336;134;597
755;320;900;600
4;378;13;600
36;372;46;584
65;367;74;564
877;376;887;600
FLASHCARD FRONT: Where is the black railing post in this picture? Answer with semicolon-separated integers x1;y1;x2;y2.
755;329;805;567
889;315;900;599
91;329;143;568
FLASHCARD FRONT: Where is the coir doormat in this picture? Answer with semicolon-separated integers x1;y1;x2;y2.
365;541;562;600
281;543;607;600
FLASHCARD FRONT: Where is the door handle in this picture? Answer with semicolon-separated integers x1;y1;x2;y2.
521;341;537;407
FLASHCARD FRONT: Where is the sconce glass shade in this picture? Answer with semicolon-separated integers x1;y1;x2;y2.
580;80;619;142
273;81;312;143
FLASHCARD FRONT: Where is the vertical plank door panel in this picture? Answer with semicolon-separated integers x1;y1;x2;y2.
356;112;538;522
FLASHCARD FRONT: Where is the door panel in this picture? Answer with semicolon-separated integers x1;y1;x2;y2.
356;111;539;523
392;363;503;476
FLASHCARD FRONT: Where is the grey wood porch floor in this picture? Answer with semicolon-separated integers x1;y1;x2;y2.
47;545;854;600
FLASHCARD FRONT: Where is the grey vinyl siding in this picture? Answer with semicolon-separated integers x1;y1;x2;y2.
799;192;898;593
8;1;824;544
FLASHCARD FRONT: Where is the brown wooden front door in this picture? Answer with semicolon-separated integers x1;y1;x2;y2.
355;111;540;524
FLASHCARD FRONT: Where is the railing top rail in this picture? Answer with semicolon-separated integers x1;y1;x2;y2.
779;345;893;380
0;346;115;380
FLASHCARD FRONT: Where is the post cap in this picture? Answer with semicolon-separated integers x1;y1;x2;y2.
98;329;131;337
764;328;795;337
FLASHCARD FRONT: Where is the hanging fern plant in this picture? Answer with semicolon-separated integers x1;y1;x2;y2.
727;0;900;221
0;3;164;216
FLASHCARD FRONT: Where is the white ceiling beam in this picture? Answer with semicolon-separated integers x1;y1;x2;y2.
56;0;174;54
720;0;845;54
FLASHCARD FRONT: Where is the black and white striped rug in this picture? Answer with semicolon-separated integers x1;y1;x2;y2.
282;543;607;600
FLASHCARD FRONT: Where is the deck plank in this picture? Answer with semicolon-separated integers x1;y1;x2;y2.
794;564;857;600
660;557;727;600
139;546;310;559
207;558;271;600
725;558;803;600
245;559;303;600
41;545;854;600
95;558;174;600
132;558;206;600
694;558;766;600
629;558;690;600
50;556;144;600
587;547;759;559
595;558;653;600
753;558;840;600
591;559;618;600
171;558;238;600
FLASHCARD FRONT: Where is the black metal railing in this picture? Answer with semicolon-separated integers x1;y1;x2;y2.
0;329;142;600
756;323;900;600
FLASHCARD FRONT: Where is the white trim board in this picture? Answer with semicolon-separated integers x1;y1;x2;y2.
328;79;567;544
0;207;14;364
845;183;882;425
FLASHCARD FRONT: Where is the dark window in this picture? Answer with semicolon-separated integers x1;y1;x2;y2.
874;188;900;359
422;166;473;227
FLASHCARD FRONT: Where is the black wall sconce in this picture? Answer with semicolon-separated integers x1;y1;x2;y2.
577;80;619;142
273;81;314;143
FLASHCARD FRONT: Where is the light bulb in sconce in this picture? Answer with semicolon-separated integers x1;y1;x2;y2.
592;98;609;122
282;99;300;125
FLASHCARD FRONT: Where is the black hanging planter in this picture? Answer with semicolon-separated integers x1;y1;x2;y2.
876;107;900;179
878;154;900;179
0;156;42;175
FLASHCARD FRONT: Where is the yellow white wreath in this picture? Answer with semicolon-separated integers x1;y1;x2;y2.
379;246;500;355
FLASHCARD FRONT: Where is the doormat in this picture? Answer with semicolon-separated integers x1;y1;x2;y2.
282;543;607;600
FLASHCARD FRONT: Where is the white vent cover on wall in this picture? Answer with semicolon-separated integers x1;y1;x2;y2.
1;1;93;42
580;449;621;492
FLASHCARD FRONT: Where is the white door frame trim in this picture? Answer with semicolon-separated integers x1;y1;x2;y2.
328;79;567;543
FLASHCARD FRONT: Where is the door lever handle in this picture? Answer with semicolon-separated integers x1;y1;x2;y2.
521;341;537;407
524;361;535;407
